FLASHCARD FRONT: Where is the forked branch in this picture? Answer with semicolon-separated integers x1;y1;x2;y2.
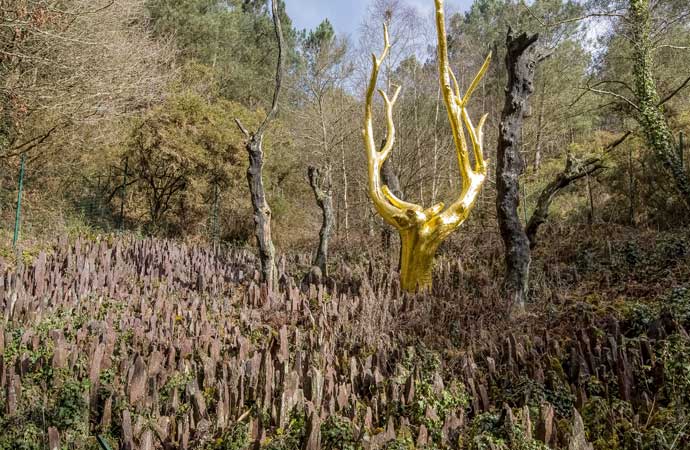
362;0;492;238
434;0;492;231
362;24;413;229
362;0;492;292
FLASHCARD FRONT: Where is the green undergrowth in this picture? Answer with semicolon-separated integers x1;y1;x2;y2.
0;371;94;450
3;234;690;449
572;232;690;287
465;411;550;450
579;288;690;449
0;301;132;450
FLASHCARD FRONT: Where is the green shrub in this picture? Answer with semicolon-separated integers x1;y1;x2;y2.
209;423;250;450
262;412;305;450
321;415;357;450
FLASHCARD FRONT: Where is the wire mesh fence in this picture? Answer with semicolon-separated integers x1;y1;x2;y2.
0;155;221;251
3;154;230;251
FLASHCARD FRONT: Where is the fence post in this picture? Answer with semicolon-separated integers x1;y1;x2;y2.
120;157;128;232
212;182;219;244
13;154;26;249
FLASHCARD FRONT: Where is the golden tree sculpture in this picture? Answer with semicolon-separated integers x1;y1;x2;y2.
363;0;491;292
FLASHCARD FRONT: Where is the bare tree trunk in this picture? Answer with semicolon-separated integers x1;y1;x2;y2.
381;157;404;269
431;86;441;204
534;78;546;171
246;136;276;283
341;145;349;241
586;172;595;225
679;132;685;170
340;97;350;242
413;64;424;205
308;166;334;276
234;0;284;289
496;29;539;312
526;174;568;248
381;158;404;199
628;145;636;226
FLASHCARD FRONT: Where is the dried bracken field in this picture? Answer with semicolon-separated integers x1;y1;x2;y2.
2;232;689;449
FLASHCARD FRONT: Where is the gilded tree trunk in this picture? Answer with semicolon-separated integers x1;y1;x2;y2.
308;166;333;276
398;228;441;292
630;0;690;210
496;30;539;311
362;4;491;293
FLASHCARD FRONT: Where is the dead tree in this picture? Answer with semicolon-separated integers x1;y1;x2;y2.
308;166;334;276
526;156;604;246
496;29;539;311
526;131;630;247
235;0;285;289
363;0;491;292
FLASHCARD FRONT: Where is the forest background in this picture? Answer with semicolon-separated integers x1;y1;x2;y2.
2;0;689;259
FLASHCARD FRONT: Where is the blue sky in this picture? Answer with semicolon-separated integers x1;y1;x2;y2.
285;0;474;37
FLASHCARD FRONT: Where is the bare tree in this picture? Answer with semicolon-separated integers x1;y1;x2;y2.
526;131;631;247
308;166;334;275
294;19;355;254
1;0;173;162
235;0;285;289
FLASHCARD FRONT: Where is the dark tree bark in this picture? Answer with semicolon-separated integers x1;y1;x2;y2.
244;134;276;285
308;166;334;276
381;158;403;199
234;0;285;289
533;78;547;171
496;29;539;311
381;157;404;270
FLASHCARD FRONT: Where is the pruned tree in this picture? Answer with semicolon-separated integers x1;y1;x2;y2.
294;19;354;248
525;131;631;247
235;0;285;288
307;166;334;275
496;29;540;311
363;0;491;292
